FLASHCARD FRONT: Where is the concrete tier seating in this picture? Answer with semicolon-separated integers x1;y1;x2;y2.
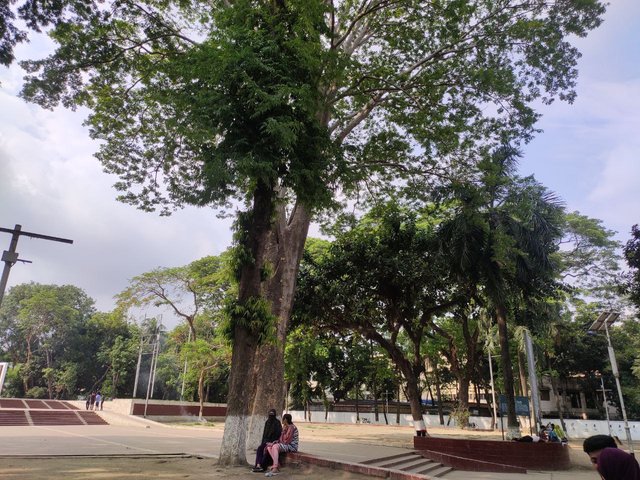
0;398;107;427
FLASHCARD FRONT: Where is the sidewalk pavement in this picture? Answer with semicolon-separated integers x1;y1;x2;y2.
0;414;606;480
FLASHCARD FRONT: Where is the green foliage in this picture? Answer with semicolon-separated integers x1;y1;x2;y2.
609;319;640;418
622;225;640;310
559;212;622;299
451;405;470;428
117;254;233;340
25;386;48;399
437;147;565;312
12;0;606;217
1;365;23;397
222;295;276;344
0;283;143;399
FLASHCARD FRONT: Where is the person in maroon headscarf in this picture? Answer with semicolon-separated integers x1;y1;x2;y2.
597;447;640;480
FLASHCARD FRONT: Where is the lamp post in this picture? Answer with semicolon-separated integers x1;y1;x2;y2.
589;311;634;456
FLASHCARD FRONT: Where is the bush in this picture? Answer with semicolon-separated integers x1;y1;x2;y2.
25;386;48;398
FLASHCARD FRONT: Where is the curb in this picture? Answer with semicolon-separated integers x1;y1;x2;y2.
286;452;435;479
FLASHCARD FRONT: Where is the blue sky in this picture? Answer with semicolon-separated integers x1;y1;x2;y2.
520;0;640;241
0;1;638;320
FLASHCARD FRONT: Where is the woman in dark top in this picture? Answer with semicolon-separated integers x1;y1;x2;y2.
251;409;282;473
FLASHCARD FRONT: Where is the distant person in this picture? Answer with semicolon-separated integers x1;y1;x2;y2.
94;392;102;411
583;435;618;466
547;423;560;443
595;447;640;480
538;425;549;442
85;394;91;410
90;391;96;410
513;434;541;443
264;413;298;477
251;409;282;473
552;423;567;444
100;396;105;411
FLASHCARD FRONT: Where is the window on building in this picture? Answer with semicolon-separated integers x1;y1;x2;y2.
540;389;550;401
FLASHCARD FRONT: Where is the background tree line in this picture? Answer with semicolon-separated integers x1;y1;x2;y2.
2;207;639;426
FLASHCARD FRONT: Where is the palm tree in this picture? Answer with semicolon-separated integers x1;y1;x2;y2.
438;147;564;437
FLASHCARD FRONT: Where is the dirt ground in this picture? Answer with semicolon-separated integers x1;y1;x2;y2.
0;456;368;480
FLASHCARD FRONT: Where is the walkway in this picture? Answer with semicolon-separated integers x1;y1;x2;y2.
0;412;609;479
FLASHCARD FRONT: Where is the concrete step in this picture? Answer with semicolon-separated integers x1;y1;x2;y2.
361;451;455;479
0;410;29;426
377;453;425;468
427;465;454;477
392;456;439;472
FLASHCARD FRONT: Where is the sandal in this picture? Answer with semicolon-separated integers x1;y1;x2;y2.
252;467;265;473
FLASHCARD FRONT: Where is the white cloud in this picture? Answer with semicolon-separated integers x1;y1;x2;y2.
0;65;234;319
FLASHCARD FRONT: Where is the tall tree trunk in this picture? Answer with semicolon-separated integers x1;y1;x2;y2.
198;369;205;421
46;349;53;399
434;366;444;425
219;187;310;465
496;304;519;438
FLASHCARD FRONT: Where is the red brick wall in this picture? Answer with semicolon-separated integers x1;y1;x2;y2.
131;402;226;417
414;436;571;470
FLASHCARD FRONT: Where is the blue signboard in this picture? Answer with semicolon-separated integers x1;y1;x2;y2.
498;395;530;416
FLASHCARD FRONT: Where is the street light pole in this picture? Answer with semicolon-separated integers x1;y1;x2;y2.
590;312;634;456
0;225;73;308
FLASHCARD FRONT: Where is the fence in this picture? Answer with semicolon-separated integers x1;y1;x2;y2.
287;410;640;440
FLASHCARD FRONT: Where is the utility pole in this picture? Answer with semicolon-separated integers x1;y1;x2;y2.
0;224;73;307
590;312;634;457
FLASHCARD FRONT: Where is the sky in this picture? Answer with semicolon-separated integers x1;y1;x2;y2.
1;2;639;325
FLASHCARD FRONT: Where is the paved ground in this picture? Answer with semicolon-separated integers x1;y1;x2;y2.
0;411;623;480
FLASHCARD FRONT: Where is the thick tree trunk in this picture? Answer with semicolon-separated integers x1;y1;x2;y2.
457;377;470;413
496;304;519;438
218;187;310;465
400;369;424;433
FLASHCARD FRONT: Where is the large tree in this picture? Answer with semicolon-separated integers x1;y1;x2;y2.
0;283;96;397
294;203;462;429
117;255;231;341
13;0;606;463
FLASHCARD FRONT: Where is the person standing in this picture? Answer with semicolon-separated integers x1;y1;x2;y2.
94;392;102;411
89;391;96;411
264;414;298;477
252;409;282;473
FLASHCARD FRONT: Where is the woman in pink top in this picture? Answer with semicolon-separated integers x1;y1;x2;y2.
264;414;299;477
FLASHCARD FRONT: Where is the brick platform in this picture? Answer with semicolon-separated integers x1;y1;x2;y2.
414;436;571;471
